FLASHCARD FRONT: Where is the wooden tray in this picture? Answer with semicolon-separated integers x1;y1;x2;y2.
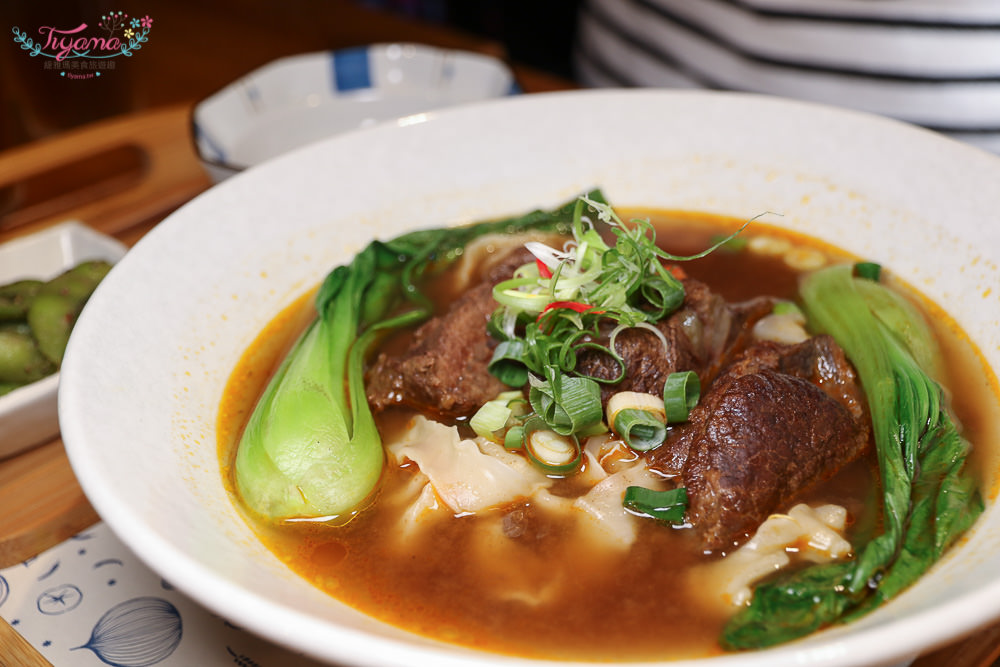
0;103;210;666
0;105;210;569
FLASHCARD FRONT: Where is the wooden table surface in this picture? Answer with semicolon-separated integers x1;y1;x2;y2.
0;0;576;152
0;3;996;666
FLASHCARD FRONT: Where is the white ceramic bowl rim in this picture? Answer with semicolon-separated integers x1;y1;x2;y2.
61;89;1000;667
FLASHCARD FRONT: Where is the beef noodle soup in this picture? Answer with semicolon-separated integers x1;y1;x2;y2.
218;203;998;661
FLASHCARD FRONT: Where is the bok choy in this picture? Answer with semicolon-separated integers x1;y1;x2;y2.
722;264;982;649
234;196;582;521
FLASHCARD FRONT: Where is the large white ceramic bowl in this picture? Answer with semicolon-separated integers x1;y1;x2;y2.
59;90;1000;667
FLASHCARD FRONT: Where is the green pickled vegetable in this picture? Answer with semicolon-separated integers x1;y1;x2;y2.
28;260;112;364
28;293;85;365
0;260;112;393
0;279;43;322
38;260;111;301
0;328;57;384
233;195;584;522
721;264;982;649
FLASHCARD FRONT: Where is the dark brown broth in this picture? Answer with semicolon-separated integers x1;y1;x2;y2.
217;210;999;661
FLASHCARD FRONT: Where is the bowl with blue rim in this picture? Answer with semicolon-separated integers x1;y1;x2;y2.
192;43;519;182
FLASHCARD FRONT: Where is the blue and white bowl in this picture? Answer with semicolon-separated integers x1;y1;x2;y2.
192;44;518;182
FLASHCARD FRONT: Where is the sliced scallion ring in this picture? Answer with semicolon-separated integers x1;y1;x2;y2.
575;420;610;438
607;391;665;423
640;274;685;318
663;371;700;423
520;416;582;475
613;409;667;451
606;391;667;451
469;390;524;442
504;424;525;451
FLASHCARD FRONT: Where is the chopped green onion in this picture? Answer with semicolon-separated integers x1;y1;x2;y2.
772;300;805;319
528;368;603;436
607;391;667;451
487;340;530;387
520;416;582;475
485;193;744;442
575;420;610;438
624;486;688;524
470;400;513;442
507;396;531;417
493;276;550;313
613;409;667;451
853;261;882;281
662;371;700;423
639;275;686;318
504;424;525;451
471;390;529;443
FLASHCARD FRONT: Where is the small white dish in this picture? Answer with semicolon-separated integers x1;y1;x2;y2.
192;44;518;182
0;222;127;459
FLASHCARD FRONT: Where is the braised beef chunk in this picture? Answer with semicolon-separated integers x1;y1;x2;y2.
776;334;867;422
573;321;700;400
574;279;774;403
365;281;505;419
648;335;871;551
365;246;534;421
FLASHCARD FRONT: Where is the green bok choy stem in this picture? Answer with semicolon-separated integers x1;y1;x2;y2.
234;195;583;522
721;264;982;649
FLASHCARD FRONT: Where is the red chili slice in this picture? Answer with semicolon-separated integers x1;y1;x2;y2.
537;301;603;322
665;264;688;280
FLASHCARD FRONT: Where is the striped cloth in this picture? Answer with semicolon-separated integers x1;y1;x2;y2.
574;0;1000;154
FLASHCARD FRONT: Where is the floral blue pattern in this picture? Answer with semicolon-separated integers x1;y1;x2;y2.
77;597;182;666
